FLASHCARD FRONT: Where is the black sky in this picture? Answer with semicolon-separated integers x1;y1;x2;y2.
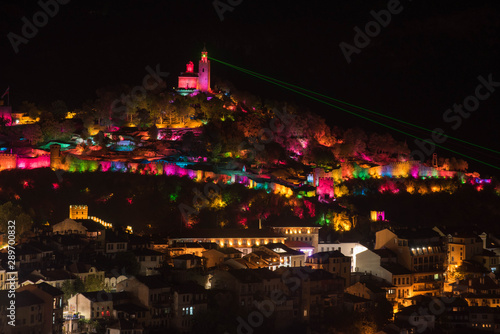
0;0;499;175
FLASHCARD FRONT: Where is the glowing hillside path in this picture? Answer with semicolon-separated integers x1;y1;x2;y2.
209;56;500;171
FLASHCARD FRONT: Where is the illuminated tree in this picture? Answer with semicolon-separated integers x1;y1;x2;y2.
19;101;42;120
0;202;33;237
340;128;367;157
84;275;104;292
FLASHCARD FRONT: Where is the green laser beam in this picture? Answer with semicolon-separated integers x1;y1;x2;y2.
209;56;500;156
209;56;500;170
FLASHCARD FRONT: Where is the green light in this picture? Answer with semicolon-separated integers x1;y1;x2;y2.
210;57;500;170
208;56;500;156
209;56;500;171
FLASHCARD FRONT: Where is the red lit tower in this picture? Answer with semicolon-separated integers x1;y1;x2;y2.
197;46;210;92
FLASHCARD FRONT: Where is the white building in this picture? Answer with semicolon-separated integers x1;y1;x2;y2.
318;242;368;272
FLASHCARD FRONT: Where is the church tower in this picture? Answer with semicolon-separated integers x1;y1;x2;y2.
197;46;210;92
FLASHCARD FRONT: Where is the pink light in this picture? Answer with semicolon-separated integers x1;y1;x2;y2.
237;217;248;228
304;200;315;217
126;197;133;204
52;183;60;190
379;180;399;194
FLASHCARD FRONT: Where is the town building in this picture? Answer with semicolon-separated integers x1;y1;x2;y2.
306;250;351;286
177;47;211;95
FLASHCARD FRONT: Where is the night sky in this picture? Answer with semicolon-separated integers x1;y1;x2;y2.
1;0;499;175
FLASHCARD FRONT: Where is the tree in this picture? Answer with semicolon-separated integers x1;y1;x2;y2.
341;128;367;157
61;278;85;302
84;275;104;292
0;116;11;128
50;100;69;121
307;145;338;167
40;119;61;141
19;101;42;120
22;124;43;145
60;120;76;140
148;124;158;140
0;202;33;237
114;252;140;276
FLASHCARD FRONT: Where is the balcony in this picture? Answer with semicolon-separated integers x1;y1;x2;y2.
413;282;442;293
63;314;85;320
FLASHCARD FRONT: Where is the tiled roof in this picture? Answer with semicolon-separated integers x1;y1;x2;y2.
134;275;170;290
36;282;63;296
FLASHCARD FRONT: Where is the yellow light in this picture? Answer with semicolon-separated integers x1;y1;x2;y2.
307;230;311;234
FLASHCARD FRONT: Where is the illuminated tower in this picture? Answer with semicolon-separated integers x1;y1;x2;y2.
69;205;89;219
197;47;210;92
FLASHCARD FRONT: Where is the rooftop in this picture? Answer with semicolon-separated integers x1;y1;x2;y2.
381;263;412;275
36;282;64;297
134;275;170;290
260;243;305;256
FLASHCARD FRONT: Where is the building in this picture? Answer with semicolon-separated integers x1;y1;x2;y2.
24;269;77;289
202;247;242;268
67;290;131;320
172;283;207;333
462;276;500;307
268;222;321;252
317;241;368;272
177;47;211;95
447;232;484;267
375;228;446;297
52;218;87;235
473;249;499;273
306;250;351;286
168;242;205;258
116;276;171;330
253;243;306;270
67;262;105;286
172;254;205;270
69;205;89;220
0;266;18;290
17;282;64;334
0;290;47;334
132;248;164;275
169;228;286;255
